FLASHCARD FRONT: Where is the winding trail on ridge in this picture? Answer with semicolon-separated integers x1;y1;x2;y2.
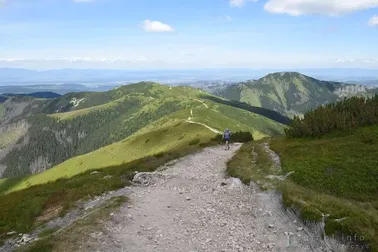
186;105;222;135
185;120;222;134
83;144;327;252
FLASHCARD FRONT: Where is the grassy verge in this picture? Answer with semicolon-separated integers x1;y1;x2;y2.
226;126;378;251
226;141;280;189
18;196;128;252
270;125;378;251
0;138;220;243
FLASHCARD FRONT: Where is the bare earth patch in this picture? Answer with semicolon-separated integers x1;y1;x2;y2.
36;205;63;222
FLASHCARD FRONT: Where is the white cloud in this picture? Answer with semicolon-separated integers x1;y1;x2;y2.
140;20;174;33
336;58;378;64
230;0;245;8
225;15;232;21
0;57;120;63
229;0;258;8
264;0;378;16
0;58;26;62
368;15;378;26
336;58;355;63
59;57;110;62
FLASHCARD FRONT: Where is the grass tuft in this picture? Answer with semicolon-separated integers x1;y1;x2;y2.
188;138;200;145
226;141;278;187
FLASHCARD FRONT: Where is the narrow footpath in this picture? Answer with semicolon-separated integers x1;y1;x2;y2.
81;144;327;252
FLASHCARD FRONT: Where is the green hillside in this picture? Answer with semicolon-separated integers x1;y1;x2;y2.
226;96;378;251
0;82;288;180
0;119;211;194
212;72;378;117
270;126;378;252
0;101;285;193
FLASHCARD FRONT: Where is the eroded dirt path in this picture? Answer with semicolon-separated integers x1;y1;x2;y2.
81;144;327;252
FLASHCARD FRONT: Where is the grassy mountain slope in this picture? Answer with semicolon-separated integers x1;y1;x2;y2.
0;96;285;193
0;119;211;194
212;72;378;117
270;126;378;251
227;126;378;251
0;82;288;180
0;127;227;238
226;95;378;251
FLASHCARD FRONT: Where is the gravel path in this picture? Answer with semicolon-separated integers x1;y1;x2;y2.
84;143;328;252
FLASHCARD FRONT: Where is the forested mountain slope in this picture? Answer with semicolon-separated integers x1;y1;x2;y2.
0;82;288;179
210;72;378;117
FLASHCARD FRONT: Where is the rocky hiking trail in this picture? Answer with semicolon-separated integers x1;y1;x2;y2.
81;144;329;252
1;143;332;252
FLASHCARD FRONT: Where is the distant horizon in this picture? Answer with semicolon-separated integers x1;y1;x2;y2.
1;66;377;72
0;67;377;87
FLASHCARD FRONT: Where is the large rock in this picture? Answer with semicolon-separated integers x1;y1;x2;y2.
20;234;32;244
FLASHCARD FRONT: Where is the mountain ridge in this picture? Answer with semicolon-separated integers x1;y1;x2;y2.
208;71;378;117
0;82;287;180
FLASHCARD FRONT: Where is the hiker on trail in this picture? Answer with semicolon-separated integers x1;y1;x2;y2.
223;128;232;150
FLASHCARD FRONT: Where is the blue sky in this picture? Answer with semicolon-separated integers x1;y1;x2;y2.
0;0;378;69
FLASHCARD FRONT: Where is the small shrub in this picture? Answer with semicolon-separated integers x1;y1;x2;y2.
151;152;164;159
325;219;343;236
300;205;323;222
188;138;201;145
211;134;222;142
360;132;375;144
232;131;254;143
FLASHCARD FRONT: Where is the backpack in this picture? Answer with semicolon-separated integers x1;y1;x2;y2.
224;130;231;139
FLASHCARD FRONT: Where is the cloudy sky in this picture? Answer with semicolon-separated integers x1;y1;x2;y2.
0;0;378;69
